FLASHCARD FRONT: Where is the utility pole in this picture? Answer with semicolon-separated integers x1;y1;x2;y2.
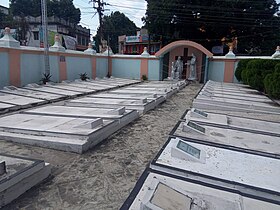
90;0;106;40
41;0;50;75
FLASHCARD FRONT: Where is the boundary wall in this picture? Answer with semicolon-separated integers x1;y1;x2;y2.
0;46;160;88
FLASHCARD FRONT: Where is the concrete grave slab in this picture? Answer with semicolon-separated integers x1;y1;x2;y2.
183;109;280;136
62;81;112;91
121;169;280;210
65;97;156;114
23;105;139;128
150;138;280;195
193;98;280;114
198;92;272;103
0;102;17;114
0;87;63;102
0;154;51;208
199;90;268;99
172;119;280;157
87;93;165;106
46;83;96;93
110;89;174;99
0;92;45;107
150;137;280;202
23;85;79;97
92;80;131;86
0;114;118;153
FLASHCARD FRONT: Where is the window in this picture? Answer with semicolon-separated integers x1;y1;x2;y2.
33;32;39;40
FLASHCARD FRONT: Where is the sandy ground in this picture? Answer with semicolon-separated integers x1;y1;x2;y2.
0;83;202;210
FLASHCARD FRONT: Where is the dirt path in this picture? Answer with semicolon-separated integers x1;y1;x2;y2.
1;83;202;210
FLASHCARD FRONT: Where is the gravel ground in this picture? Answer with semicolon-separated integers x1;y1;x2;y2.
0;83;202;210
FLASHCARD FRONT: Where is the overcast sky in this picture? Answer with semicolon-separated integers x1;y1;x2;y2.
1;0;279;36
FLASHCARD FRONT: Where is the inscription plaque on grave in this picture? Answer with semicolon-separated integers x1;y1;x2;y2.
187;121;206;134
177;140;201;159
193;109;208;118
0;161;6;175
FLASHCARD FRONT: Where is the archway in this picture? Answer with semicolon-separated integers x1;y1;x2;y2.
155;40;213;82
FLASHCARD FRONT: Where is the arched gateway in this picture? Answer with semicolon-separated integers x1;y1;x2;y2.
155;40;213;82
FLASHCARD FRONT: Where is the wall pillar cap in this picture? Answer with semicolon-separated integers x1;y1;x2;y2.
272;46;280;59
141;47;150;57
0;27;20;48
225;47;236;58
84;42;96;54
49;34;65;52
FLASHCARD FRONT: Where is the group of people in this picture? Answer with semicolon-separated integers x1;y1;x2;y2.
171;53;197;80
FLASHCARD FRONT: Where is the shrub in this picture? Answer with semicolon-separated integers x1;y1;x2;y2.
79;72;89;81
264;63;280;99
264;73;273;95
271;64;280;99
235;59;251;82
241;68;249;84
40;73;52;84
142;74;148;81
245;59;279;91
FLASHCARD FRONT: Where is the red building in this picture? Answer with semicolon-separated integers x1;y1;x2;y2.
118;29;161;55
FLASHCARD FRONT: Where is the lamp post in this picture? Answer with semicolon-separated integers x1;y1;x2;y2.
41;0;50;75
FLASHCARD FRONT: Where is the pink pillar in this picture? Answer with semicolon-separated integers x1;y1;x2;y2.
140;58;149;79
224;60;235;82
9;49;21;87
59;55;67;81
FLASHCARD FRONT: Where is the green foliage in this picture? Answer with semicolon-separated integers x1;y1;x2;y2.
264;74;273;96
96;11;138;53
243;59;278;91
142;74;148;81
10;0;81;24
79;72;89;81
144;0;280;55
235;59;251;82
264;64;280;99
241;68;249;84
40;73;52;85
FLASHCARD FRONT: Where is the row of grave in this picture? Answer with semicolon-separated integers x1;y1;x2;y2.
0;79;187;208
0;77;141;114
121;80;280;210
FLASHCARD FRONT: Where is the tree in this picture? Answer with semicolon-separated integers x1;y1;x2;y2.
96;11;138;53
10;0;81;24
143;0;280;55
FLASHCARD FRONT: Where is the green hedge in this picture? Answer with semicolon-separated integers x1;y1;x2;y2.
240;59;278;91
264;63;280;99
235;59;251;82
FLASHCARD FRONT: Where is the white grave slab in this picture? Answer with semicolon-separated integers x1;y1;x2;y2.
47;83;95;93
0;88;63;101
0;154;50;208
124;171;280;210
198;92;272;103
151;137;280;194
193;98;280;114
0;92;45;107
0;102;17;114
111;89;173;99
184;109;280;135
23;105;139;127
173;119;280;157
23;85;79;97
65;97;156;114
0;114;119;153
87;93;165;106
